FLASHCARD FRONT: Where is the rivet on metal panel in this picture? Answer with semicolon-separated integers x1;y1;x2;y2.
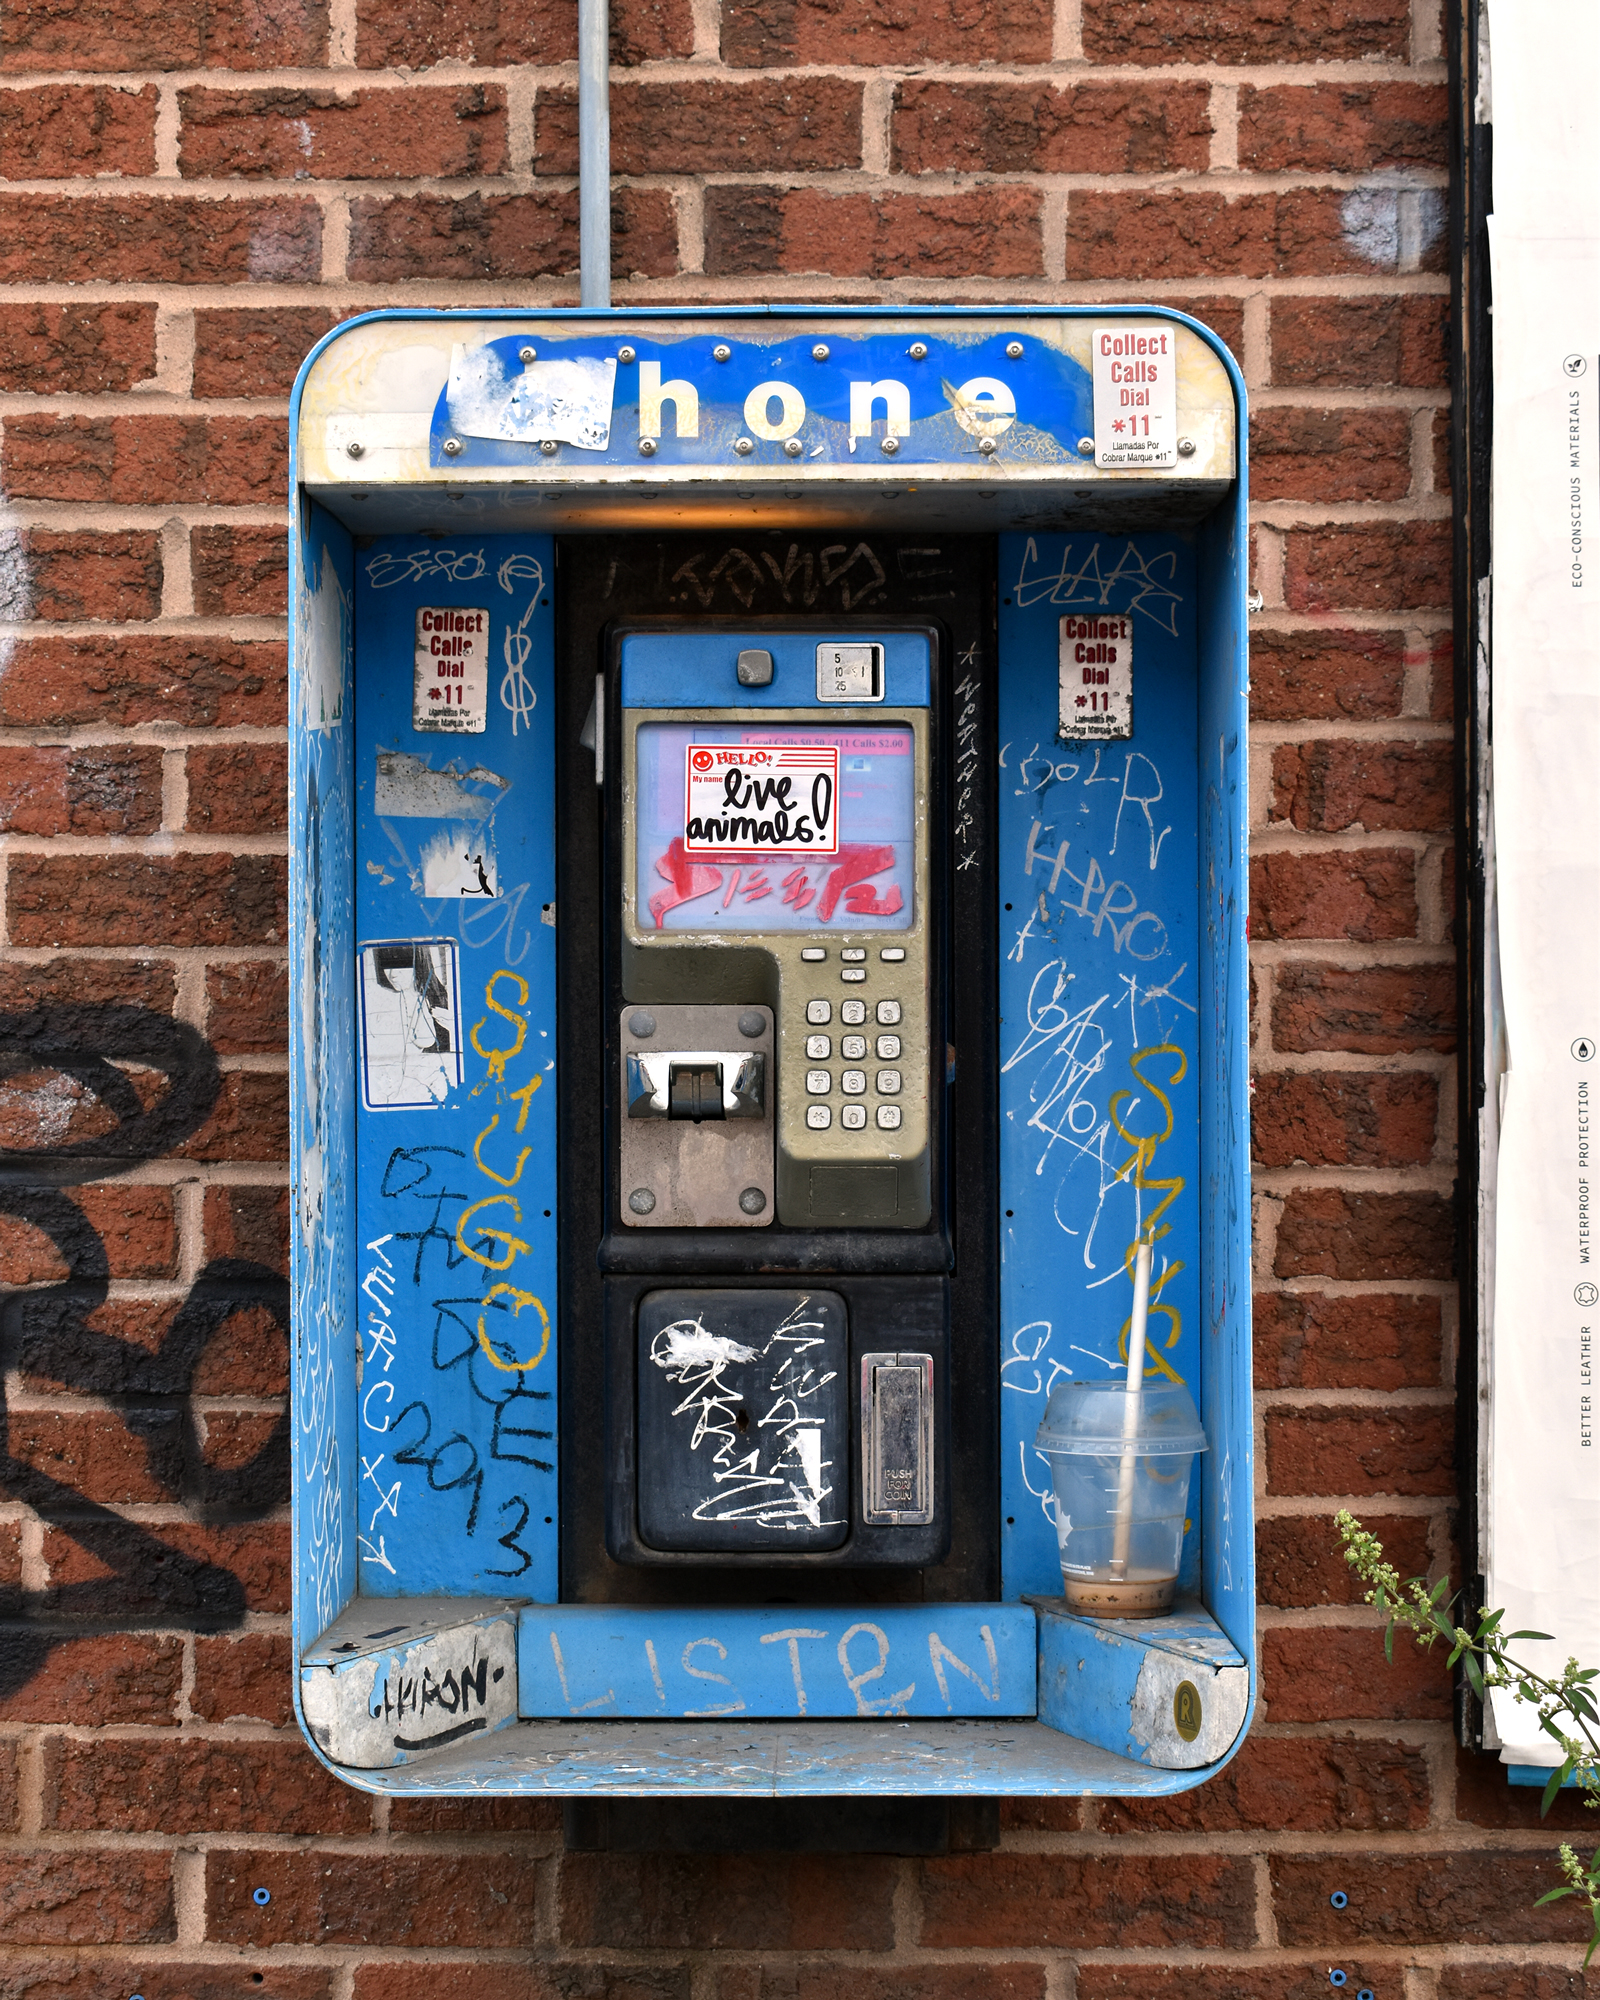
812;343;830;361
734;437;754;455
252;1887;272;1907
443;437;463;455
978;438;998;456
1177;436;1197;457
618;345;636;363
1329;1975;1347;1990
1077;436;1095;456
880;437;900;456
1329;1891;1348;1909
1006;340;1024;358
345;440;363;458
519;345;537;362
737;1011;765;1037
638;438;657;456
629;1188;656;1214
739;1187;767;1214
540;439;559;455
908;342;928;360
629;1011;657;1038
714;344;732;361
784;438;804;457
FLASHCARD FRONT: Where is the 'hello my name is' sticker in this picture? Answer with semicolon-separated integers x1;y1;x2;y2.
683;743;839;853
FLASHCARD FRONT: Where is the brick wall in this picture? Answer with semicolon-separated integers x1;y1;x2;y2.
0;0;1568;1991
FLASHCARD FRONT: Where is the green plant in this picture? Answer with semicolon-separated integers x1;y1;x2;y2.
1336;1510;1600;1965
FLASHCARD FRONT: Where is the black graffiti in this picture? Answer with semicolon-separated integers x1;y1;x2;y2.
0;1005;289;1702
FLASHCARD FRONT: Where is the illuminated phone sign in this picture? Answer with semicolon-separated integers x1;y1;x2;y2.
683;743;839;855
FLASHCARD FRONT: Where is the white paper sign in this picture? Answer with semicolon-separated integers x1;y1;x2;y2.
446;344;617;451
1059;613;1133;739
413;606;488;733
359;941;462;1110
683;742;839;855
1092;325;1177;469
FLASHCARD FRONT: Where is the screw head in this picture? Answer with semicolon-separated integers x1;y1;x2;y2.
617;344;636;363
628;1188;656;1215
638;436;657;455
738;1187;767;1215
519;345;537;362
1077;436;1095;456
1177;435;1197;457
442;437;463;456
539;438;559;455
783;437;804;457
880;436;900;456
812;342;830;361
713;344;732;361
978;436;998;455
737;1010;765;1038
628;1010;657;1038
734;436;754;455
908;341;928;360
1006;339;1024;358
345;439;364;458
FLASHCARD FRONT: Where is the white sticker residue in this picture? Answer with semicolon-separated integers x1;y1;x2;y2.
414;606;489;733
359;941;462;1110
446;343;617;451
683;742;839;855
1091;325;1178;469
1058;613;1133;740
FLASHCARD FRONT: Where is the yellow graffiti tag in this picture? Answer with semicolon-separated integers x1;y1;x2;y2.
473;1113;533;1189
477;1283;551;1373
455;1194;532;1270
1108;1043;1189;1384
469;969;529;1083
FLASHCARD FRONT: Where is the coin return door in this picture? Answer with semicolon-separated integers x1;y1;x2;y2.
618;1003;774;1227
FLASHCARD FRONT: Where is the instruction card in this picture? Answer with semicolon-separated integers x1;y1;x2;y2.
414;606;489;733
1058;613;1133;739
1092;326;1178;469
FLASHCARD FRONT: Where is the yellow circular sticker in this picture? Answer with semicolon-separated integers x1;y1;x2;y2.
1172;1679;1202;1743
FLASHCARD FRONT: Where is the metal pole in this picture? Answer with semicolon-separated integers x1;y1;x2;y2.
578;0;611;308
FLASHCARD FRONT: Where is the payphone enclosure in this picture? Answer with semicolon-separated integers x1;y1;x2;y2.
288;307;1253;1799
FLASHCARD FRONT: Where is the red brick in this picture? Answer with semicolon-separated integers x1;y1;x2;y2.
347;188;677;281
8;854;286;949
1273;1851;1582;1945
356;0;692;67
1438;1974;1594;2000
353;1970;687;2000
0;1740;17;1832
1262;1624;1451;1721
0;195;320;283
1272;294;1448;387
4;529;161;622
193;306;338;396
1265;1404;1454;1497
1251;407;1415;503
1272;960;1456;1055
1275;1188;1454;1281
208;1850;541;1946
0;745;163;836
0;303;155;391
0;957;175;1019
1100;1731;1430;1833
0;1184;178;1284
1240;83;1448;172
724;0;1048;64
40;1518;290;1615
0;0;328;69
1433;405;1452;495
0;1853;174;1944
891;79;1210;174
0;1964;333;2000
1067;189;1445;283
1250;849;1417;942
200;1184;291;1275
1157;295;1246;357
44;1737;368;1836
1253;1289;1442;1389
706;186;1042;279
786;1974;1046;2000
6;1408;184;1506
0;1633;182;1724
919;1852;1256;1948
1250;628;1407;722
1258;1510;1433;1606
1453;1744;1600;1834
191;1631;294;1726
191;525;287;616
538;77;864;175
1082;0;1408;62
16;1292;288;1398
560;1854;897;1949
1286;522;1452;615
998;1797;1082;1831
205;962;289;1056
1078;1970;1407;2000
1252;1069;1438;1168
186;743;288;834
3;414;287;506
0;636;284;729
194;1409;287;1512
180;84;506;178
174;1071;289;1162
0;83;158;176
0;1521;19;1607
1272;738;1453;834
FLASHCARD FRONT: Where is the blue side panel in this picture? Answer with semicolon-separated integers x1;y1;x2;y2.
518;1604;1038;1720
619;630;931;709
350;534;558;1601
996;533;1203;1603
290;498;359;1649
1196;491;1254;1659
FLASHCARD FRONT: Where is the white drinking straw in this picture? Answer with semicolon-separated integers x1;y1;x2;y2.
1109;1238;1154;1580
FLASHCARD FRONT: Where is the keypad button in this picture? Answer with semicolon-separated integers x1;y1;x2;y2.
876;1034;901;1060
841;1103;866;1130
840;1034;867;1060
801;946;827;961
876;1069;902;1095
876;1104;902;1130
840;947;866;962
806;1103;832;1129
876;999;902;1026
806;1069;832;1095
841;1069;866;1096
880;946;906;962
805;1034;831;1060
841;1000;866;1026
805;999;832;1025
841;968;866;983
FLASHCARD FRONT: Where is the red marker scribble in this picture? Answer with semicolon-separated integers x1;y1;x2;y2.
780;866;816;912
648;838;724;927
816;843;897;922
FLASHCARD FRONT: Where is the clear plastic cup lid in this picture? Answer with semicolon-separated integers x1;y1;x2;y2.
1034;1378;1208;1457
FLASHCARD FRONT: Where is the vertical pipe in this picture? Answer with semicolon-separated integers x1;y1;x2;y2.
578;0;611;308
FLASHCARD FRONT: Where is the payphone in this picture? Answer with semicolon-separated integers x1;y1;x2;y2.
289;308;1254;1800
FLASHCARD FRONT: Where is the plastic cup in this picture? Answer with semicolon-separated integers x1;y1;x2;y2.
1034;1378;1207;1618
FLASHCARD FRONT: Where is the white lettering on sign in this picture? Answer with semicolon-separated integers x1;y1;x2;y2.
1091;327;1177;470
849;379;911;440
1058;614;1133;740
744;382;806;440
639;361;700;439
414;606;489;733
683;743;839;854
